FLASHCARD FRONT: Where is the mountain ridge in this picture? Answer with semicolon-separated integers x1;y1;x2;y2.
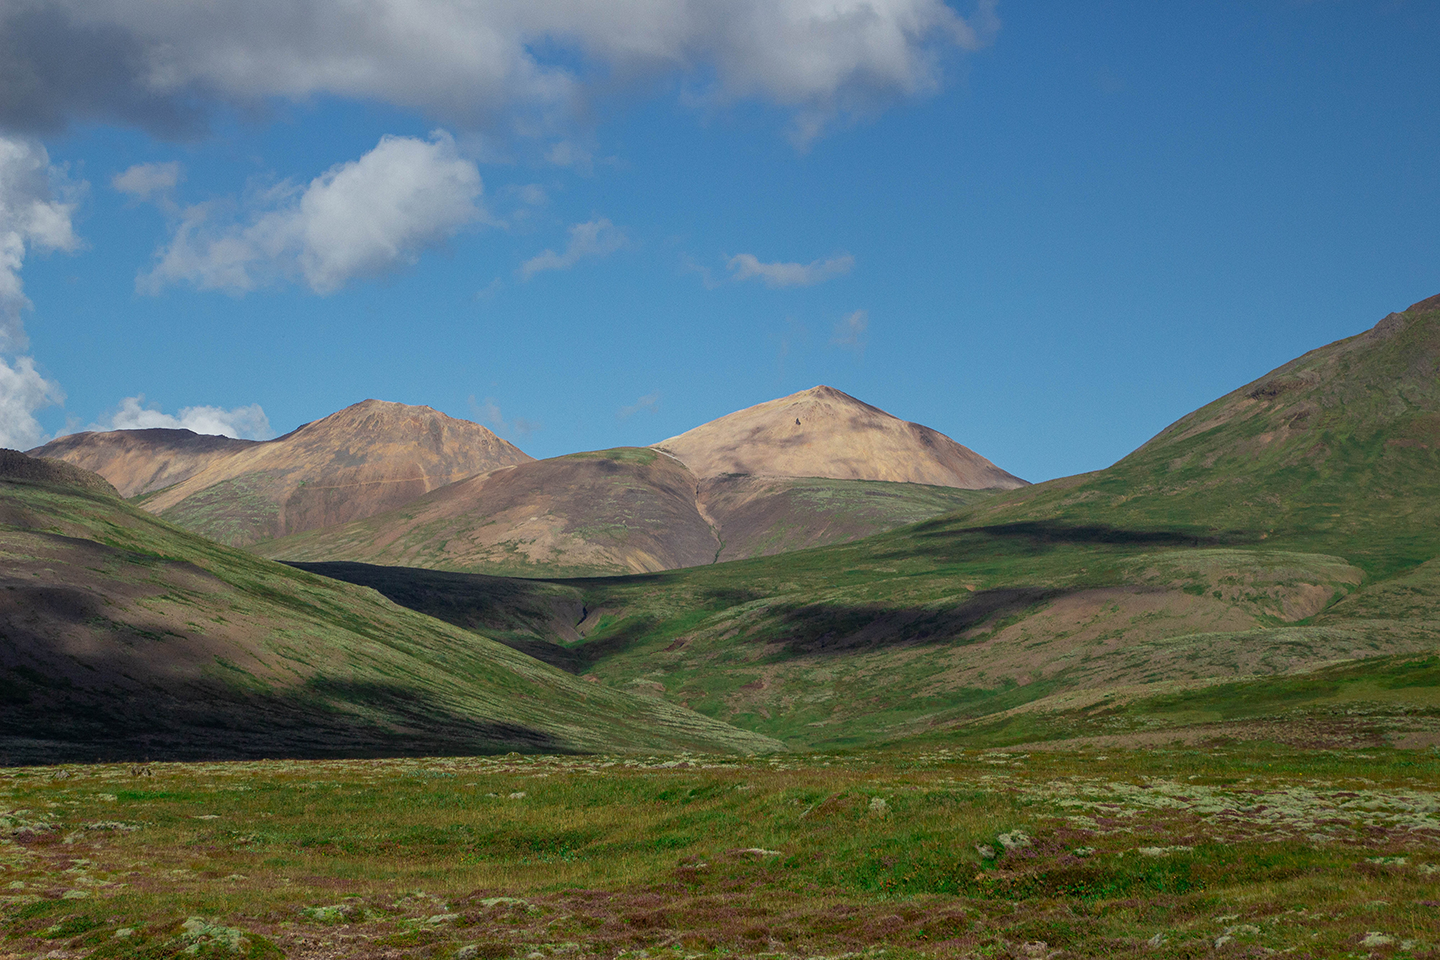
35;399;533;547
260;384;1019;575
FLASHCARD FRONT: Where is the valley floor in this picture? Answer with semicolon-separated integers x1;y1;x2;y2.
1;743;1437;959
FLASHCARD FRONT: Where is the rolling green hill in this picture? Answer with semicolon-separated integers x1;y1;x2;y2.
303;295;1440;751
0;453;778;762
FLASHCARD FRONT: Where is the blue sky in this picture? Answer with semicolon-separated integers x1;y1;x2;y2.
2;0;1437;482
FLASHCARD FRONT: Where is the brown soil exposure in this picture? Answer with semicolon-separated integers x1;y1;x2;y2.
42;400;533;546
653;384;1028;489
266;448;721;575
30;428;256;497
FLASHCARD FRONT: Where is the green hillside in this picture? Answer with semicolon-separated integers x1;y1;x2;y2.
0;459;779;762
305;296;1440;751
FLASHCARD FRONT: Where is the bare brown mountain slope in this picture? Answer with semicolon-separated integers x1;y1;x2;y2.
57;400;533;547
30;428;256;498
653;385;1028;489
265;448;722;576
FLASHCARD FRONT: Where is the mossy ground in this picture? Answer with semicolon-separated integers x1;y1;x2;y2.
1;746;1435;958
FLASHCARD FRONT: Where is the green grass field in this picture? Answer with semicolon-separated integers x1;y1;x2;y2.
2;746;1436;958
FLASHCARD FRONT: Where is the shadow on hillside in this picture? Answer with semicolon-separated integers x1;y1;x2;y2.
754;585;1067;657
972;521;1232;547
0;676;568;766
870;518;1248;565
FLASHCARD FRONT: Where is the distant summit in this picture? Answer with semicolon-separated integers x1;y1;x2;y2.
653;385;1027;489
264;387;1024;576
36;400;531;546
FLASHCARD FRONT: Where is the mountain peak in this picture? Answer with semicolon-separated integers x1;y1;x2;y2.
653;389;1026;489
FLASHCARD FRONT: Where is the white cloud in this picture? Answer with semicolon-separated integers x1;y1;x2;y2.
469;395;541;438
139;131;485;295
618;391;660;419
113;161;182;200
519;217;627;279
0;355;64;449
93;395;274;439
545;140;594;171
728;252;854;288
1;1;997;142
0;135;84;350
832;308;868;353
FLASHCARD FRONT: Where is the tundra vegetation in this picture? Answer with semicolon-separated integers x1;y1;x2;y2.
4;300;1440;955
1;746;1436;958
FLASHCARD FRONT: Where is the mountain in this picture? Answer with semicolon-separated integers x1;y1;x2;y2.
958;292;1440;574
36;400;532;547
263;448;991;575
261;387;1019;575
306;295;1440;751
0;450;776;763
654;385;1027;488
268;448;722;575
30;428;257;498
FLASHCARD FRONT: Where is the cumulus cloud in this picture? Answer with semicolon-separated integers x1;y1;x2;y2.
832;308;868;353
0;355;64;449
138;132;484;295
519;217;626;280
113;160;181;200
0;1;997;142
728;252;854;288
92;395;274;439
0;135;83;350
618;391;660;419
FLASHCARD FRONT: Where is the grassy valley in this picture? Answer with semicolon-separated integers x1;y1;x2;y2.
299;296;1440;752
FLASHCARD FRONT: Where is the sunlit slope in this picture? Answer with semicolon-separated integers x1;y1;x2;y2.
264;448;720;576
655;384;1027;489
262;448;994;575
302;297;1440;749
31;428;256;498
310;533;1406;748
37;400;532;548
962;294;1440;575
0;456;778;762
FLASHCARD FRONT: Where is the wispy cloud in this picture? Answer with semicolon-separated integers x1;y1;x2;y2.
470;395;541;438
113;161;182;202
87;395;274;439
518;217;626;280
831;309;868;354
618;391;660;419
139;132;485;296
727;252;854;288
